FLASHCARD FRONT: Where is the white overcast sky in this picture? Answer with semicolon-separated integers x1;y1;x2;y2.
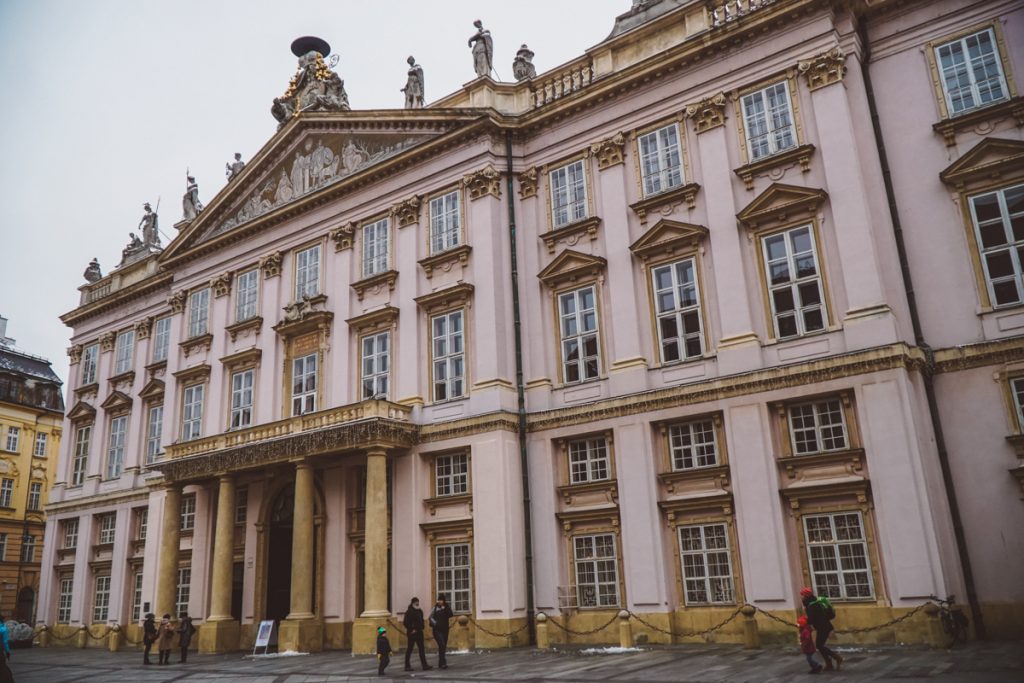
0;0;626;386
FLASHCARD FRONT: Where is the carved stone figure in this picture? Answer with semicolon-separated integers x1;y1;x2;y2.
468;20;493;78
182;174;203;221
139;202;160;247
341;139;368;175
271;38;350;127
310;140;340;187
275;169;294;204
121;232;144;261
513;44;536;81
283;294;315;322
225;152;246;181
402;56;424;108
83;258;102;283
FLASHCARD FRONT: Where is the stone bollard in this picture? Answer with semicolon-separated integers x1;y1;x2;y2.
454;614;470;652
923;603;945;648
536;612;550;650
740;605;761;649
618;610;632;649
37;625;49;648
108;625;122;652
76;625;88;649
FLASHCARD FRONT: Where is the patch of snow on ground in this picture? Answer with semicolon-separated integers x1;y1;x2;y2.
580;646;644;654
448;649;476;655
245;650;310;659
834;647;868;653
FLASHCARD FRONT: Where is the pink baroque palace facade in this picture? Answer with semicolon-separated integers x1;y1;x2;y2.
38;0;1024;653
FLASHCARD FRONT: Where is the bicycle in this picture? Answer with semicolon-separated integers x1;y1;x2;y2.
928;595;969;646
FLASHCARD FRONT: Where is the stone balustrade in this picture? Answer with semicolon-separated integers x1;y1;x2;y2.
709;0;778;27
531;57;595;108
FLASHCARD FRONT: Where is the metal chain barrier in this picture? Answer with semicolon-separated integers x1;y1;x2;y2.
628;606;744;639
466;615;531;639
754;606;799;629
544;611;620;637
752;601;934;635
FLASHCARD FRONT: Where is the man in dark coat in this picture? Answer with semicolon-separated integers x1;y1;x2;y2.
376;626;393;676
176;612;196;663
429;594;455;669
142;613;158;665
801;587;844;671
402;597;432;671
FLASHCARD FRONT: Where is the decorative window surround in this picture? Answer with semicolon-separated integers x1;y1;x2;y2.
797;46;848;92
537;249;607;289
352;269;398;300
925;24;1017;122
413;283;475;314
419;244;472;280
539;216;602;255
590;132;627;170
272;293;333;339
733;143;816;192
736;182;828;231
685;92;728;134
179;333;213;357
628;183;701;225
932;96;1024;147
330;222;356;251
629;219;708;262
462;165;502;200
390;194;422;228
517;167;539;199
225;316;263;342
259;251;283;279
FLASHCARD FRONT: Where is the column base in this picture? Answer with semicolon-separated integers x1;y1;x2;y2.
353;615;392;655
278;617;323;653
198;619;240;654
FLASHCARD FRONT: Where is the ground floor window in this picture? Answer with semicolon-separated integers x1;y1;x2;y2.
93;575;111;623
678;523;734;605
573;533;619;608
803;511;874;600
435;543;472;613
131;570;144;622
57;577;73;623
176;567;191;615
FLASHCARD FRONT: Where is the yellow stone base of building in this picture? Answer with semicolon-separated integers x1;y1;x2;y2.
278;617;323;653
198;619;240;654
352;615;392;655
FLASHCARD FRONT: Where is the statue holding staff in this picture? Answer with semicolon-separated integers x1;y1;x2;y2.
402;56;424;108
468;20;493;78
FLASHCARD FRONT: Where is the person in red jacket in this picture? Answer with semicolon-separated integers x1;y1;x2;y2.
798;616;823;674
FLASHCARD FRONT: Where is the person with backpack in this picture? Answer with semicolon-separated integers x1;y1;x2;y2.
176;612;196;663
801;587;844;671
142;613;158;664
376;626;393;676
797;615;823;673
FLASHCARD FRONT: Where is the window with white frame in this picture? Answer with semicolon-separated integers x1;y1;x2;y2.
235;268;259;322
292;354;317;416
573;534;619;608
181;384;204;441
559;286;600;383
568;437;610;484
435;453;469;497
114;329;135;375
178;493;196;531
429;190;461;254
34;431;47;457
638;123;683;197
969;183;1024;308
361;332;390;400
106;414;127;479
0;534;6;560
57;577;74;623
97;513;116;544
935;28;1009;117
1012;377;1024;429
72;426;90;486
151;316;171;363
63;518;79;549
294;244;321;299
436;543;472;613
81;343;99;385
20;535;35;562
176;567;191;615
146;404;163;463
762;226;827;339
5;426;19;452
27;482;42;511
550;159;588;228
789;398;847;455
431;310;465;402
131;571;144;622
236;487;248;525
136;507;148;541
803;511;874;600
362;217;389;277
188;288;211;338
741;81;796;160
678;523;734;605
652;258;703;363
92;575;111;623
669;419;718;471
0;479;13;508
230;369;255;429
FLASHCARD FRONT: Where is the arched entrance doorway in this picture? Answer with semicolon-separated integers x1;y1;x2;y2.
265;483;294;622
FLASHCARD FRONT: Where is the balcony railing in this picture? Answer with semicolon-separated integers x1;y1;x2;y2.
709;0;779;27
531;57;595;109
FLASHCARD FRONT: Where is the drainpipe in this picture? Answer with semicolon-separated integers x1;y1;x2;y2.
505;130;536;645
856;21;986;638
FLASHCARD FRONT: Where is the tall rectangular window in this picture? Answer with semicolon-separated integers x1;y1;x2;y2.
669;419;718;471
235;487;248;525
93;575;111;622
81;343;99;385
188;288;210;338
20;535;35;562
63;518;79;549
652;257;703;363
1012;377;1024;429
429;190;461;254
559;286;600;383
638;124;683;197
292;354;318;416
435;543;472;613
98;513;117;544
146;405;163;463
33;432;48;457
235;268;259;322
180;494;196;531
362;218;389;277
230;369;255;429
762;226;827;339
0;534;6;560
106;415;128;479
804;511;874;600
0;479;13;508
741;81;796;160
27;482;42;511
4;427;19;452
136;507;148;540
294;245;321;299
57;577;74;623
72;426;91;486
181;384;204;441
789;398;848;455
935;28;1008;116
568;437;610;484
151;316;171;362
114;329;135;375
573;534;619;608
435;453;469;497
550;159;588;228
361;332;390;400
131;571;144;622
176;567;192;615
969;183;1024;307
431;310;465;402
679;523;734;605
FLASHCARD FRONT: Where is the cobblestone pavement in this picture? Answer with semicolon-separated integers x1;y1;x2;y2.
7;642;1022;682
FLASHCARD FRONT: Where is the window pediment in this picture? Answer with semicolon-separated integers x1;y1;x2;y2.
939;137;1024;190
414;283;474;313
219;348;262;369
630;219;708;261
172;364;212;384
346;305;400;334
100;390;132;413
139;378;165;402
736;182;827;230
537;249;607;288
67;400;97;424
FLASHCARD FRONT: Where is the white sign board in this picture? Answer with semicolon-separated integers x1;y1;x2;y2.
254;620;275;652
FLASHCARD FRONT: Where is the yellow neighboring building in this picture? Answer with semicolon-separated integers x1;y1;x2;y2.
0;316;63;624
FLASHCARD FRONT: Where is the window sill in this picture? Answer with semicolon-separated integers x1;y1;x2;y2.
539;216;602;254
225;316;263;342
418;244;472;279
351;270;398;301
760;325;838;348
179;333;213;357
73;382;100;399
933;96;1024;146
556;478;618;506
733;143;815;191
107;370;136;386
777;448;865;478
629;182;701;223
658;464;730;489
424;493;472;515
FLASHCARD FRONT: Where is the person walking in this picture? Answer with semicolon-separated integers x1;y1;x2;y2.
157;613;175;665
142;613;158;665
376;626;393;676
176;612;196;663
801;587;844;671
0;614;12;683
797;616;823;674
429;594;454;669
402;597;432;672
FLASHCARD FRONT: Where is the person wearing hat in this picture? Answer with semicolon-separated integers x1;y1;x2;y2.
375;626;393;676
429;594;454;669
402;596;432;671
797;615;823;674
801;587;843;671
142;613;158;665
157;613;176;665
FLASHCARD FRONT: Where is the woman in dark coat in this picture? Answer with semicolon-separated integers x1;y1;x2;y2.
176;612;196;663
142;613;158;664
801;587;844;671
429;594;455;669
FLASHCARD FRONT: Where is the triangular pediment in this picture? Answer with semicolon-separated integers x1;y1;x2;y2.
940;138;1024;189
630;219;708;261
139;378;165;401
538;249;607;287
737;182;827;229
100;390;133;413
67;400;97;424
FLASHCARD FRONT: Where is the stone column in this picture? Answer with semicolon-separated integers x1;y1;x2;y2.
353;446;391;654
279;461;322;652
199;475;240;653
155;484;181;619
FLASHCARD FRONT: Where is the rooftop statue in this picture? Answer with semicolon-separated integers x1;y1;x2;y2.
402;56;424;109
139;202;160;248
468;20;493;79
83;258;102;283
225;152;246;181
513;44;536;81
121;232;145;261
182;174;204;222
272;37;350;127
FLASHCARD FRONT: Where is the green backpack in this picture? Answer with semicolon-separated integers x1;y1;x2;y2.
814;596;836;620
